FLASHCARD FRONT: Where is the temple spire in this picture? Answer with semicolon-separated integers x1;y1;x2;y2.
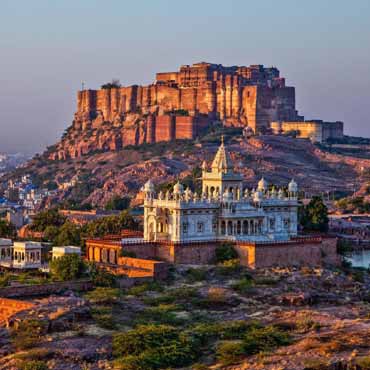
211;136;233;174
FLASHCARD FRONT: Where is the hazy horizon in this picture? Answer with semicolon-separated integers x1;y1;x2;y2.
1;0;369;154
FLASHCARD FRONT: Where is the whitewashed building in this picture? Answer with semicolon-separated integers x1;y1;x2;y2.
0;238;13;268
12;242;43;269
52;246;81;260
143;139;299;243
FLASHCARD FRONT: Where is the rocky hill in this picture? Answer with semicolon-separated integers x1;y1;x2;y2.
5;130;370;209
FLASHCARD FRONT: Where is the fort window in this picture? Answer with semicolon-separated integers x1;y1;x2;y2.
183;222;188;234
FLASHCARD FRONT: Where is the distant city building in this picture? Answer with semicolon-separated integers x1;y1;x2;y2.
6;208;24;229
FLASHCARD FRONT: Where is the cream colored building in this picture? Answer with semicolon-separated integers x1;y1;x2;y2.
0;238;13;268
12;241;42;269
143;139;299;243
271;120;344;143
52;246;81;260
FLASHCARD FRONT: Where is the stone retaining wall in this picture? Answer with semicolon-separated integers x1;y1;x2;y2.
0;280;93;298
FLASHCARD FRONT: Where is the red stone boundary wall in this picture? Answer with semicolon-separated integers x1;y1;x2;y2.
118;257;168;279
87;236;339;269
0;280;93;299
235;237;339;269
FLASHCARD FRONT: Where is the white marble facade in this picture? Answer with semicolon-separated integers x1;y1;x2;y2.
143;138;299;243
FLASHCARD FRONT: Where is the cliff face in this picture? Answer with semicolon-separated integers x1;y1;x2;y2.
49;62;300;160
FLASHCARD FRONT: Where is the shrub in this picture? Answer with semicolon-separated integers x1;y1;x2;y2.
253;276;279;286
87;263;117;287
113;325;199;369
186;267;208;282
191;321;251;345
192;288;233;310
191;364;209;370
0;273;10;287
216;340;245;365
232;277;254;294
11;320;48;350
127;282;164;296
20;361;48;370
0;219;16;239
215;259;241;276
296;314;321;333
215;243;238;263
49;254;86;281
134;305;186;326
91;306;117;330
85;287;120;304
243;325;291;355
356;357;370;369
303;358;330;369
352;269;365;283
101;79;121;89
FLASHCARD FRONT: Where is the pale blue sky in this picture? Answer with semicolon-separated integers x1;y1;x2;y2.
0;0;369;153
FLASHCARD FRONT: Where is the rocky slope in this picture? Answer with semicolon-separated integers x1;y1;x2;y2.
5;132;370;208
3;266;370;369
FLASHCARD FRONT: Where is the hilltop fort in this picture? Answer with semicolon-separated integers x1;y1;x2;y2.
50;62;342;161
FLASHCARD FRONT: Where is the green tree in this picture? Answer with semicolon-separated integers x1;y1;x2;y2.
105;195;131;211
30;209;66;232
300;196;329;232
215;242;238;263
0;219;16;239
43;225;59;242
49;254;86;281
101;79;121;89
83;210;139;238
53;221;81;246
